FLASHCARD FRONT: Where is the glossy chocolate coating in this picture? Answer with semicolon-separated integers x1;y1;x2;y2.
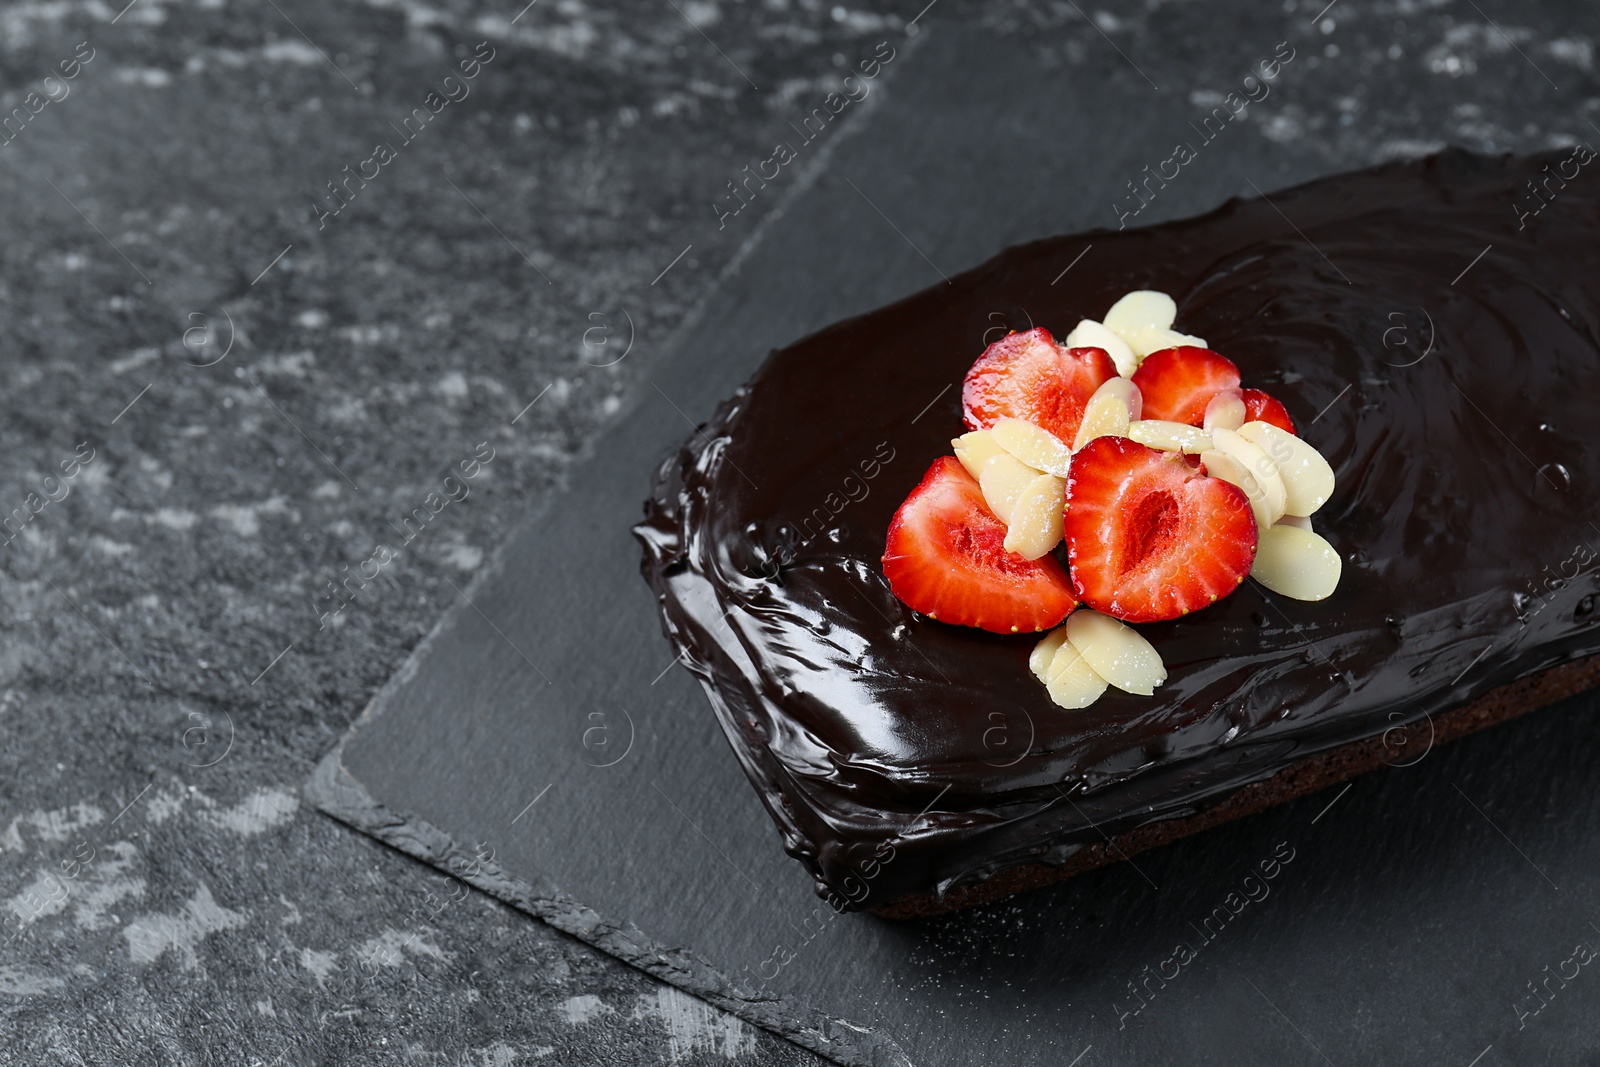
636;148;1600;909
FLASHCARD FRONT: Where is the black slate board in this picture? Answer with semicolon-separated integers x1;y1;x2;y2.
310;9;1600;1065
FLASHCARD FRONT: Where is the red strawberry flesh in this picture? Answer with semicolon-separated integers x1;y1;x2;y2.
962;328;1117;445
1063;436;1257;623
1241;388;1296;434
883;456;1077;634
1130;346;1242;426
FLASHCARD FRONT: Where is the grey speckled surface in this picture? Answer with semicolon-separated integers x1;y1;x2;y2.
1;0;1596;1064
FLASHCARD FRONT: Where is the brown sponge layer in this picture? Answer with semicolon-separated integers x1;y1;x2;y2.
872;652;1600;919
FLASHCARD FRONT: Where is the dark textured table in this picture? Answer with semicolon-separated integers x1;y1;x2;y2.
2;1;1596;1064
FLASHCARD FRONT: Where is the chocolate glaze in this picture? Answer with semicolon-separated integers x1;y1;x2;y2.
635;148;1600;910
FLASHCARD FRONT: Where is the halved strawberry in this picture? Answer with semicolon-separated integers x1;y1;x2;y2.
962;328;1117;446
1241;388;1296;434
1063;436;1257;623
883;456;1076;634
1130;346;1242;426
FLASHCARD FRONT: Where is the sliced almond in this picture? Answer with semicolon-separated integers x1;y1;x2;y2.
1201;448;1275;532
1209;427;1287;526
1203;391;1246;432
1128;419;1212;454
1072;379;1137;450
1236;421;1336;517
1097;375;1143;421
991;418;1072;478
952;429;1008;481
1065;610;1166;696
1029;627;1069;682
1104;291;1207;359
1252;523;1342;600
1003;473;1066;560
979;453;1042;524
1127;326;1208;359
1103;290;1177;347
1044;638;1110;709
1064;319;1138;378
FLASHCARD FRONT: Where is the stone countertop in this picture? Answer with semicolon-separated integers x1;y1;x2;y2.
0;0;1594;1064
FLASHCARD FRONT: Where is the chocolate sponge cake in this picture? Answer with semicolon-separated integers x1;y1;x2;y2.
635;146;1600;918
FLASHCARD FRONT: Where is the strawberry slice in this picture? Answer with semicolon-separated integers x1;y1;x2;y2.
883;456;1076;634
962;328;1117;445
1130;346;1242;426
1241;388;1296;434
1063;437;1257;623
